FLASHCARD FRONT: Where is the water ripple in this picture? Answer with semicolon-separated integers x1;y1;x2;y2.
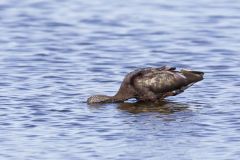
0;0;240;160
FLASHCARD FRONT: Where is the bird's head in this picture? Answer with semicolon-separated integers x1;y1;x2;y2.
87;95;112;104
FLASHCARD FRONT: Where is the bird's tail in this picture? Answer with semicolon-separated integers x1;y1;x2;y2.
180;69;204;84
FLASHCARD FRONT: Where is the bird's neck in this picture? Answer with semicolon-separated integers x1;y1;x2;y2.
95;93;129;103
111;94;128;102
112;86;134;102
103;83;135;103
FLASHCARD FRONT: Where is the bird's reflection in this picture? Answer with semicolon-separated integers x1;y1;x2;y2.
117;100;190;114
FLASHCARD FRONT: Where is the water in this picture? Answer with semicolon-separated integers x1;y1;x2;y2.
0;0;240;159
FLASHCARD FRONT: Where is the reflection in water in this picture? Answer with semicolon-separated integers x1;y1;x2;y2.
87;100;190;114
118;101;190;114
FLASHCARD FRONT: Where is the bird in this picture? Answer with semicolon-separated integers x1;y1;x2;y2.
87;66;204;104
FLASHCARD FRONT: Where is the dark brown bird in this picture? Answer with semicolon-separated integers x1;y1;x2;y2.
87;66;204;104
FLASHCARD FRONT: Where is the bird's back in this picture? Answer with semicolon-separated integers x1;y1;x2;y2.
133;70;188;93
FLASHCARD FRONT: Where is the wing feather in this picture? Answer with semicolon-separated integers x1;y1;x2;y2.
133;70;188;93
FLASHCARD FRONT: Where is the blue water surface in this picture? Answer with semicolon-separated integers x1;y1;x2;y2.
0;0;240;159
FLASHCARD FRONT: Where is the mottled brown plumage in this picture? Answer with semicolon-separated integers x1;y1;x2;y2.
87;66;204;104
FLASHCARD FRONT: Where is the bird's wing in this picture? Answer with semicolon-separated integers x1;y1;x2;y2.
120;66;183;96
156;66;176;71
133;70;189;93
125;66;175;83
